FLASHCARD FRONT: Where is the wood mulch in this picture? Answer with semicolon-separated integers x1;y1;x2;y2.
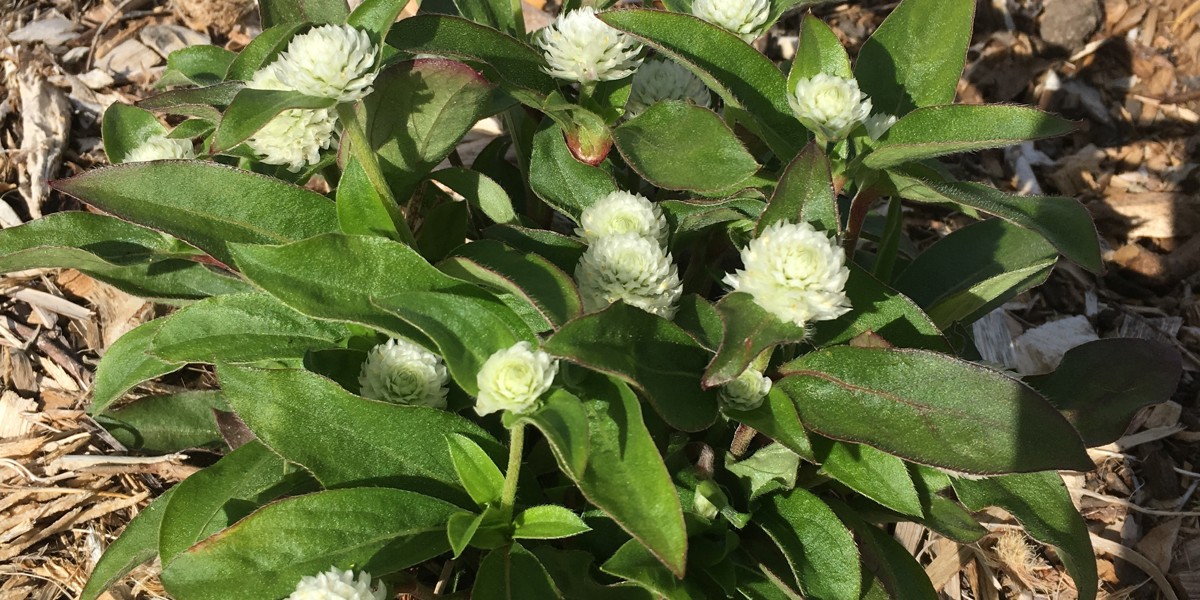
1;0;1198;598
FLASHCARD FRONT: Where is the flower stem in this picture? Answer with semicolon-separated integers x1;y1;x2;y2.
500;422;526;520
335;103;417;246
842;186;880;259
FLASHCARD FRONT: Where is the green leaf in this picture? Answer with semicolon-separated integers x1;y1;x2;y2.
97;391;227;453
226;23;306;81
447;510;485;557
864;106;1074;169
601;539;704;600
78;487;177;600
51;162;338;266
259;0;348;27
614;101;759;194
854;0;975;115
150;293;348;363
159;441;311;565
758;142;837;234
894;219;1058;328
529;120;619;220
160;45;237;87
893;180;1102;273
515;389;591;478
1026;338;1182;446
446;432;506;506
673;294;723;351
415;199;468;262
703;292;808;388
788;14;852;84
907;465;988;543
0;212;252;302
778;346;1093;474
757;488;861;600
811;437;922;517
830;501;938;600
336;157;407;241
568;378;688;577
546;302;720;432
484;224;586;273
440;239;583;331
168;118;216;140
808;264;951;351
475;543;563;600
91;319;184;415
723;387;815;461
347;0;410;40
727;443;801;500
363;59;495;197
534;548;656;600
599;9;806;159
659;196;764;244
430;167;518;225
513;505;591;539
102;103;168;164
373;291;534;395
211;88;335;152
451;0;521;35
219;363;501;506
954;472;1097;600
161;487;456;600
138;82;243;122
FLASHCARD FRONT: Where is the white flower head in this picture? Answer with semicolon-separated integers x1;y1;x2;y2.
625;58;711;118
576;190;668;246
287;567;385;600
358;338;450;408
691;0;771;43
122;135;195;163
863;112;897;141
537;7;643;83
475;341;559;416
788;74;873;140
723;221;851;328
270;24;378;102
720;368;772;411
575;233;683;318
245;62;338;171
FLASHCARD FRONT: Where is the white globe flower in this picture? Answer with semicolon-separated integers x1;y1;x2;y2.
625;58;710;118
691;0;771;43
245;63;338;171
723;221;851;328
576;190;668;246
475;341;559;416
122;135;195;163
271;24;378;103
863;112;897;141
788;74;873;140
720;368;772;411
358;338;450;408
287;567;385;600
575;233;683;318
537;7;643;83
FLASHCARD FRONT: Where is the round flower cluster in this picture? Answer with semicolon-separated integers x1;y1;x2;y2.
475;341;559;416
625;58;710;118
358;338;449;409
243;24;377;171
788;74;873;141
574;191;681;319
287;567;384;600
719;368;772;411
723;221;851;328
537;7;643;83
691;0;771;43
122;135;195;163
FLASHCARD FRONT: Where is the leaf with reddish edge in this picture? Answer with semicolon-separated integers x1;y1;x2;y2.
703;292;807;389
757;142;838;235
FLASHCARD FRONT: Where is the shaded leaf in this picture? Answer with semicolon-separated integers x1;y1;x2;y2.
78;488;177;600
91;319;184;415
529;120;619;220
758;488;861;600
475;543;563;600
759;142;837;234
97;391;227;453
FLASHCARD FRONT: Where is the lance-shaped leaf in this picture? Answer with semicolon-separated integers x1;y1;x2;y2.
1026;338;1182;446
211;88;335;152
429;167;518;225
158;441;313;565
757;488;860;600
159;45;237;87
535;548;657;600
440;239;583;331
530;121;619;220
138;82;244;122
513;506;590;540
160;488;457;600
811;437;922;517
545;302;720;432
51;162;338;266
259;0;348;27
788;14;852;87
362;59;495;198
807;264;950;351
954;472;1098;600
484;224;587;273
219;364;501;506
150;293;349;363
97;391;227;454
102;103;169;164
336;157;407;241
758;142;837;234
475;543;563;600
446;433;505;507
703;292;807;388
863;105;1074;169
854;0;975;115
347;0;411;40
778;347;1092;474
829;501;938;600
660;196;764;245
601;539;705;600
91;319;185;415
78;488;177;600
599;9;807;158
226;23;306;80
511;389;590;478
614;101;759;194
723;387;814;461
0;211;252;302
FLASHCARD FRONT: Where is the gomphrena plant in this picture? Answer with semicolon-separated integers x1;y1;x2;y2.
0;0;1183;598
